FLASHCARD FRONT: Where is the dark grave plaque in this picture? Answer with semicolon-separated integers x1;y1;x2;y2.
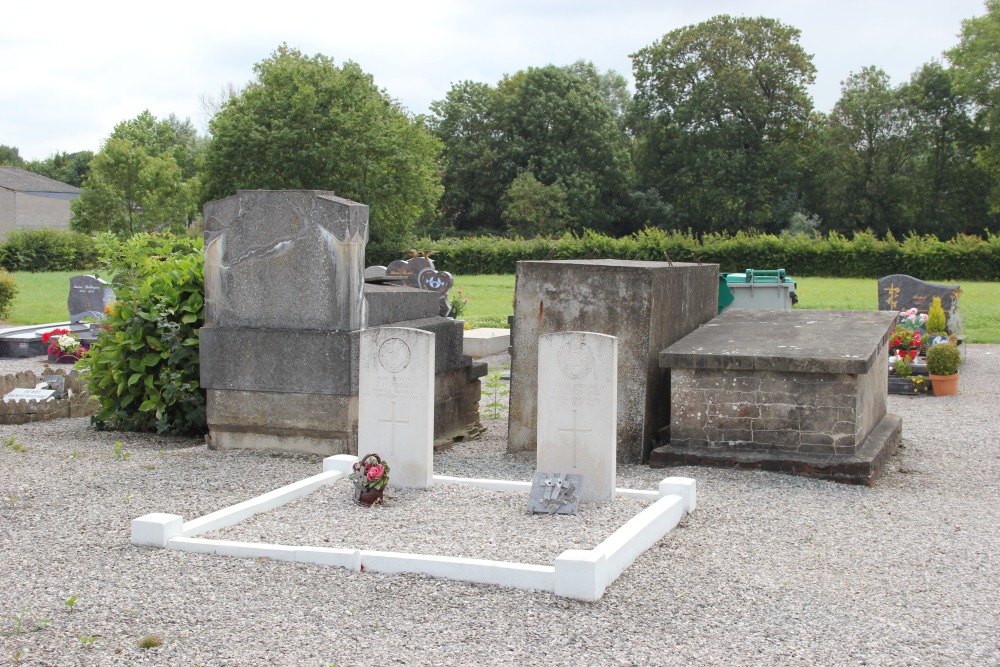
68;275;115;323
877;274;959;317
528;472;583;515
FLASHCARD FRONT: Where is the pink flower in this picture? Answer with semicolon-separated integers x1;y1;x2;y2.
366;464;385;481
463;298;468;304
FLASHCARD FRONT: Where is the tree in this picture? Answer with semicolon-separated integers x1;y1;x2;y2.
899;62;995;235
501;171;572;236
429;64;632;235
71;138;193;235
630;15;816;234
24;151;94;187
947;0;1000;212
203;45;442;247
825;66;913;234
0;145;24;166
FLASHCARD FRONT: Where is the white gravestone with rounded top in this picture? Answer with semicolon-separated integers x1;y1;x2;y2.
359;327;435;489
537;331;618;503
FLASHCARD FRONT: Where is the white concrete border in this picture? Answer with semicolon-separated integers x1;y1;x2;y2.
132;455;696;602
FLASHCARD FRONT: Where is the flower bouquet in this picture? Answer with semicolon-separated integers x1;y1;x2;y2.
42;329;87;363
889;326;922;360
349;453;390;507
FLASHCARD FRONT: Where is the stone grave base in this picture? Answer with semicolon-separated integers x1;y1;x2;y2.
131;455;697;602
0;369;98;425
206;362;484;456
650;413;902;485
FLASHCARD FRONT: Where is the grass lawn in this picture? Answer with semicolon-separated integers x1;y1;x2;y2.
6;271;998;344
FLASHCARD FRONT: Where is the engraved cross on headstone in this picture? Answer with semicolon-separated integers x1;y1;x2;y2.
558;409;591;469
378;401;409;450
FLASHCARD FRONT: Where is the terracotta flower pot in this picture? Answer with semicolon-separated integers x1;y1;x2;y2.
929;372;959;396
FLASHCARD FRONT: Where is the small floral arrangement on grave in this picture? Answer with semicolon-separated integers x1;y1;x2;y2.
889;327;922;351
349;453;390;506
42;329;87;360
897;308;928;332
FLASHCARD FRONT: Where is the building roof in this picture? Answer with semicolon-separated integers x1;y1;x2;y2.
0;167;81;194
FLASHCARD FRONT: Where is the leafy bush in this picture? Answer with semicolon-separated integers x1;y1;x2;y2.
0;228;97;272
925;342;963;377
0;269;17;319
79;232;206;436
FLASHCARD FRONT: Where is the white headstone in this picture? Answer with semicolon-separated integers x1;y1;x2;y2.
358;327;435;489
537;331;618;503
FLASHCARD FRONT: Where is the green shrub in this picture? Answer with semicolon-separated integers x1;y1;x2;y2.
925;342;963;376
78;232;206;436
926;297;947;335
0;228;97;272
0;268;17;319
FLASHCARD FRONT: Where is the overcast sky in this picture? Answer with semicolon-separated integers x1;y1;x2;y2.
1;0;988;162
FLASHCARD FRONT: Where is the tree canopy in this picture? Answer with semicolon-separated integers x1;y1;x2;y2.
202;45;442;246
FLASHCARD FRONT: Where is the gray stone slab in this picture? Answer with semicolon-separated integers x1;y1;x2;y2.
200;328;361;395
877;274;959;317
364;284;440;326
528;472;583;515
509;259;718;464
203;190;369;331
68;275;114;323
659;309;898;375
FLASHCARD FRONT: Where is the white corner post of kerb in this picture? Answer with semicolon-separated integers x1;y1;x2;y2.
659;477;697;513
554;549;606;602
324;454;359;474
131;513;184;548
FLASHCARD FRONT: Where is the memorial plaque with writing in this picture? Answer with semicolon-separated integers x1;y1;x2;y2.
3;388;56;403
358;327;435;489
68;275;115;323
878;274;960;319
536;331;618;503
527;472;583;515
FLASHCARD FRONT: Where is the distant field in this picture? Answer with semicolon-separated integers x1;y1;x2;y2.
5;272;997;344
454;274;1000;344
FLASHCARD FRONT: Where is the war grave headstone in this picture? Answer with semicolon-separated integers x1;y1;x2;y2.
358;327;434;489
200;190;485;456
878;274;960;323
535;331;618;504
508;259;718;464
650;309;902;484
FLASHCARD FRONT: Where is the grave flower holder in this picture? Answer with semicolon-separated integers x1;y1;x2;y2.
349;453;390;507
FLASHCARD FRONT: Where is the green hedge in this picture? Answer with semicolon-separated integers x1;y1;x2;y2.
380;230;1000;281
0;228;98;272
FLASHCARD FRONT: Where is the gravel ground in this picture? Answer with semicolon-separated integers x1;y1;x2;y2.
1;348;998;666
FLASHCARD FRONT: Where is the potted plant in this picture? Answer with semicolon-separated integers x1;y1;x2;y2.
349;453;390;507
889;326;922;361
925;342;963;396
924;297;950;347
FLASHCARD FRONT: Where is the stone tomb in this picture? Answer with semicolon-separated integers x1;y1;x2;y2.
200;190;484;457
358;327;434;489
649;309;903;485
537;331;618;503
509;259;718;464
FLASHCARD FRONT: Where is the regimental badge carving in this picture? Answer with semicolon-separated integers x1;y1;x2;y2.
377;338;411;373
557;340;594;380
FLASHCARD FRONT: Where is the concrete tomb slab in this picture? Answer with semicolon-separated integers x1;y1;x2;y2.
359;327;435;489
650;309;902;485
537;331;618;502
509;259;718;464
